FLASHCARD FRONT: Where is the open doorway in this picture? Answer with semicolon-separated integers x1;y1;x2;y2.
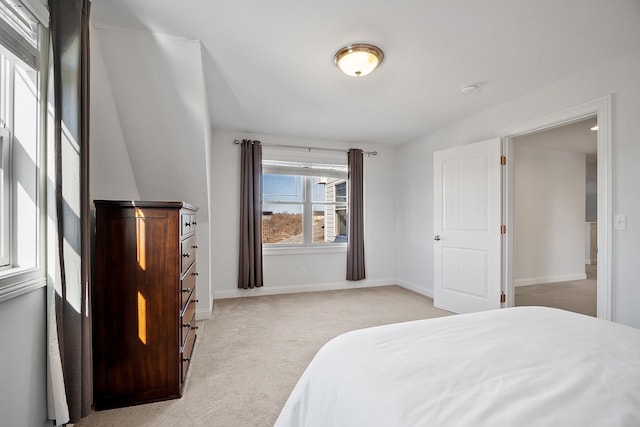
500;95;612;320
511;118;597;316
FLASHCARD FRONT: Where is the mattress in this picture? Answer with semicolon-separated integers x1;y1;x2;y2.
274;307;640;426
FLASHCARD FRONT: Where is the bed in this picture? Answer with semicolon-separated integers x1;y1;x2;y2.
274;306;640;426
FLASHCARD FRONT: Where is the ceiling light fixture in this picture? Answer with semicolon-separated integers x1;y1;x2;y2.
460;85;479;95
334;43;384;77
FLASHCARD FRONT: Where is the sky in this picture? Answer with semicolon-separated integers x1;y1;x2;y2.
263;174;329;214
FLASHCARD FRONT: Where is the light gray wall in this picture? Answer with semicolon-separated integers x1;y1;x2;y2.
396;48;640;327
513;146;586;285
90;25;139;200
586;156;598;222
0;288;50;427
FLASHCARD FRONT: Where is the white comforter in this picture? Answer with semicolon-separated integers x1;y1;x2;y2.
274;307;640;426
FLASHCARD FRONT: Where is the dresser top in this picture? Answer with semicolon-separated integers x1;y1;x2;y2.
94;200;199;211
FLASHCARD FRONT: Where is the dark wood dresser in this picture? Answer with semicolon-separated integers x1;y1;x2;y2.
92;200;199;409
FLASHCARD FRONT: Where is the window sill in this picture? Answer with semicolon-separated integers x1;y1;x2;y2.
0;268;46;303
264;244;347;256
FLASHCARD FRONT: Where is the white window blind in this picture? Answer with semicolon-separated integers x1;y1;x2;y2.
262;160;348;180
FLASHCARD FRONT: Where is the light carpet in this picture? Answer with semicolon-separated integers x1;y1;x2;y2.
74;285;451;427
515;265;597;317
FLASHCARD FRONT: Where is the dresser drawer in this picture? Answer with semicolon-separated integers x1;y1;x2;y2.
181;212;197;236
181;324;197;384
181;294;196;347
181;262;197;312
180;235;197;276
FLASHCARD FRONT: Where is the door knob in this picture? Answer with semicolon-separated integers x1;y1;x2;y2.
434;235;441;241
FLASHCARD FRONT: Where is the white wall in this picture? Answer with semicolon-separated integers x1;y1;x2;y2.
586;156;598;222
210;130;396;298
0;289;50;427
90;26;139;200
513;146;586;286
396;48;640;327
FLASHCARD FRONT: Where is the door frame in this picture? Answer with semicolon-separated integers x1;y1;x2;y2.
496;95;612;320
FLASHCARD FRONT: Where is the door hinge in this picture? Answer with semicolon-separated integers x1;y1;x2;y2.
500;155;506;165
500;292;506;304
500;224;506;234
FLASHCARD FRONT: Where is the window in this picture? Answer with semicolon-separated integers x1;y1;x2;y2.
262;160;348;247
0;0;45;295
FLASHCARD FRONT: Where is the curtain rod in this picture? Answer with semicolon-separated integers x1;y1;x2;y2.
233;140;377;156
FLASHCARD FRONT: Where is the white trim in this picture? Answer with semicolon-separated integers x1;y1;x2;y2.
497;95;612;320
92;22;201;43
20;0;49;27
0;274;45;302
0;127;10;266
514;273;588;287
263;244;347;256
195;308;211;321
396;279;434;299
213;278;395;300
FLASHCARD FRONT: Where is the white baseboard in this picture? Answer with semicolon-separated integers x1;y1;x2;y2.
515;273;588;287
195;308;212;321
395;280;434;299
213;278;397;300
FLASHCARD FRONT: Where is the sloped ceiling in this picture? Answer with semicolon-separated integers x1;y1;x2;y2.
91;0;640;145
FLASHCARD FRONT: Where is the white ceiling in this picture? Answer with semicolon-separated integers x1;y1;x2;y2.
90;0;640;146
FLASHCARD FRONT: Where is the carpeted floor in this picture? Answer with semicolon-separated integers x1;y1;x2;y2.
74;285;451;427
515;265;597;317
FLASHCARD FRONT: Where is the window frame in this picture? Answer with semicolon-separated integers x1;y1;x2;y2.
0;126;10;267
333;181;348;239
0;3;48;302
262;160;349;255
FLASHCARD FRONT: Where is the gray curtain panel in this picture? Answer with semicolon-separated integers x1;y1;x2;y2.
347;149;366;281
238;139;264;289
50;0;92;422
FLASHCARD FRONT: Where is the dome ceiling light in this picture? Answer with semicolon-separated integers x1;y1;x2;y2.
460;85;479;95
334;43;384;77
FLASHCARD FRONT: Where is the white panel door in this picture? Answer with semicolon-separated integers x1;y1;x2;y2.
433;138;502;313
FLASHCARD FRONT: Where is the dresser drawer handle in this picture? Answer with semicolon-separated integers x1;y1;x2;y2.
182;287;191;293
192;245;198;249
192;299;199;304
192;221;197;226
182;322;191;328
192;272;199;276
185;222;191;227
183;357;191;362
193;326;199;330
182;253;190;258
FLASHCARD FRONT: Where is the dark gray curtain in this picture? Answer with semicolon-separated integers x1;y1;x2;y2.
50;0;92;422
347;149;366;281
238;139;263;289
